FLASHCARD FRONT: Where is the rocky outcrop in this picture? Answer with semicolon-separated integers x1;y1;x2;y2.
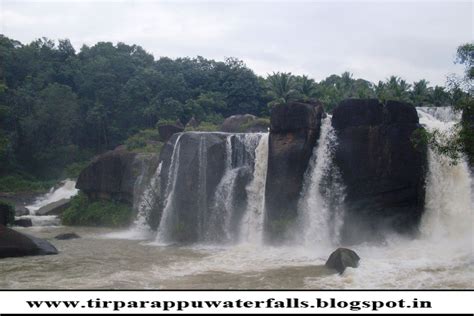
220;114;269;133
264;101;324;242
158;124;184;142
0;225;58;258
36;198;71;216
154;132;227;242
325;248;360;274
332;99;427;244
76;148;159;204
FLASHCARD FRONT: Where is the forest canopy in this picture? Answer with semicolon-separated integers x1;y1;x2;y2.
0;35;469;184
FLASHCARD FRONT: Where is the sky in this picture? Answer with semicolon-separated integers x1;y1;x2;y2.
1;0;472;86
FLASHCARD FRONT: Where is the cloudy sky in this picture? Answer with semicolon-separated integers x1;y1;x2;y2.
1;0;472;85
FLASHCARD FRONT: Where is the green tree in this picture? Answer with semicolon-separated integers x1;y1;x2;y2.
266;72;298;106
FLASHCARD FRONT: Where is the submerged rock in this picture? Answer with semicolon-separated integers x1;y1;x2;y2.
332;99;427;244
325;248;360;274
13;218;33;227
264;101;324;242
0;225;58;258
36;198;71;216
54;232;80;240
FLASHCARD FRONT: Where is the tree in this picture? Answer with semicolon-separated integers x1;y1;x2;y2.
266;72;298;106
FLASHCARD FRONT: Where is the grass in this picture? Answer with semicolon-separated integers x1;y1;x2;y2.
62;193;133;227
125;129;163;153
184;121;220;132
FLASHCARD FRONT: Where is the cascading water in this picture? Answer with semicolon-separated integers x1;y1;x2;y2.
17;179;79;226
155;134;183;244
416;107;473;240
296;116;345;248
239;133;269;244
205;133;263;243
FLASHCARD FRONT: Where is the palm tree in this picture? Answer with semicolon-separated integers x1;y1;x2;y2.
266;72;297;106
295;75;317;101
411;79;430;106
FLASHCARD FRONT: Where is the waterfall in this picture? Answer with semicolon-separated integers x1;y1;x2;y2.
155;134;183;244
296;116;344;247
202;133;263;243
416;107;473;241
239;133;269;244
26;179;78;215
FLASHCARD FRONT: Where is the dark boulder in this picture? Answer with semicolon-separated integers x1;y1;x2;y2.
0;201;14;226
76;148;159;205
220;114;269;133
36;198;71;216
264;101;325;242
158;124;184;142
325;248;360;274
54;232;80;240
332;99;427;244
0;225;58;258
13;218;33;227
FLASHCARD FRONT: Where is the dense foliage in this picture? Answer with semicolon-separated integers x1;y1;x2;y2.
62;193;133;227
0;35;470;188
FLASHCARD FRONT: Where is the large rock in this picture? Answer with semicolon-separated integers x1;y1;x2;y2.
158;124;184;142
325;248;360;274
36;198;71;216
0;225;58;258
154;132;228;242
332;99;427;244
76;148;159;204
264;101;325;242
220;114;269;133
13;218;32;227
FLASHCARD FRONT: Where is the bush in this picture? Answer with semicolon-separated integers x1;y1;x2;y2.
62;193;133;227
63;161;91;179
125;129;163;153
184;121;220;132
0;174;53;193
0;200;15;226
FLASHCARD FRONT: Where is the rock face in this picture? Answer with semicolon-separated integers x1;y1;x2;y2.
36;198;71;216
55;232;80;240
220;114;269;133
332;99;427;243
0;225;58;258
76;148;159;204
158;124;184;142
154;132;227;242
264;101;325;242
325;248;360;274
13;218;32;227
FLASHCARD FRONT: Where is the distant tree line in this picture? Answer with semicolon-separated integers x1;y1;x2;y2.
0;35;470;181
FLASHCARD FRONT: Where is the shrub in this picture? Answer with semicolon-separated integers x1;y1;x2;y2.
184;121;220;132
0;200;15;226
239;117;270;132
125;129;163;153
62;193;133;227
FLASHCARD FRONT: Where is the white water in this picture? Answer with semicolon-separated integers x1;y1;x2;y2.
16;179;79;227
106;161;162;240
239;133;269;244
26;179;78;214
207;133;263;243
297;116;344;247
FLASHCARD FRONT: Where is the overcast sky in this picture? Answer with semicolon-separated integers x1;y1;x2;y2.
1;0;472;85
